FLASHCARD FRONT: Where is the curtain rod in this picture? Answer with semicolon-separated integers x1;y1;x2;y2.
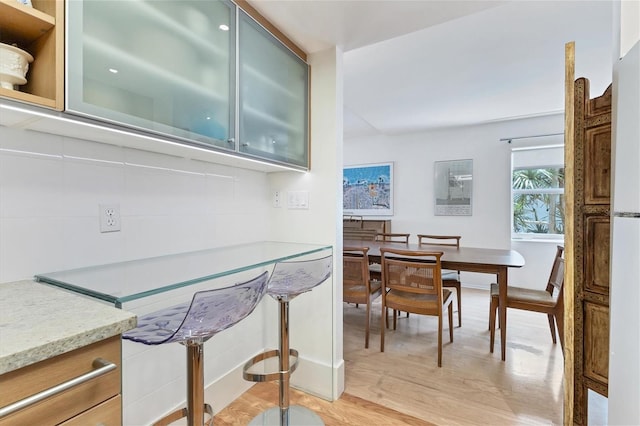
500;132;564;143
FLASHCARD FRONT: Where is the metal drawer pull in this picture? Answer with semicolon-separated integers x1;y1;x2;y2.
0;358;116;419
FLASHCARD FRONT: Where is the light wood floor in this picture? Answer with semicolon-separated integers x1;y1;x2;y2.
215;287;565;425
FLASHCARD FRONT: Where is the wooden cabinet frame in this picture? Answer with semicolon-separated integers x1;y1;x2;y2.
0;0;63;109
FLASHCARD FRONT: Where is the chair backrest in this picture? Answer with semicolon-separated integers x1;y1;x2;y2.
173;271;268;343
545;245;565;297
344;246;370;282
376;233;410;243
344;228;377;241
381;248;444;305
267;254;333;300
343;247;372;302
417;234;461;247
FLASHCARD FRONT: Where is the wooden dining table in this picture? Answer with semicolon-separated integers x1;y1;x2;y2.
344;239;525;361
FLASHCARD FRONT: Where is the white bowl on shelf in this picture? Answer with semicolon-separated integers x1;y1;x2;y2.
0;43;34;90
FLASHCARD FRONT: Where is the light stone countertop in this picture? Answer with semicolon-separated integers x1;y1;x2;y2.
0;280;137;375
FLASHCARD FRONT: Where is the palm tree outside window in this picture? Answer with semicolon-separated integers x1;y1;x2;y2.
511;145;565;239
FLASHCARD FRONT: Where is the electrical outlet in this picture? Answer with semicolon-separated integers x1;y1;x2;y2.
99;204;121;233
273;191;282;208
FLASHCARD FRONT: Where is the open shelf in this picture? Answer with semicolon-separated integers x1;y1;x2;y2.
0;0;54;41
0;0;63;110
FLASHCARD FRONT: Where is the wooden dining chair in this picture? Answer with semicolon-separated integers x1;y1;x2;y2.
343;246;382;348
368;234;411;292
379;248;454;367
417;234;463;327
489;245;565;353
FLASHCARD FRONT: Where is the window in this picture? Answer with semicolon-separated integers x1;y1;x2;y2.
511;145;565;238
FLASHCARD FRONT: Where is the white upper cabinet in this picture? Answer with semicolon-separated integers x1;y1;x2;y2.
238;10;309;169
63;0;310;170
66;0;237;151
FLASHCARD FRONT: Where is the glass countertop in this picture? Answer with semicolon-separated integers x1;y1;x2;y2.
35;241;332;307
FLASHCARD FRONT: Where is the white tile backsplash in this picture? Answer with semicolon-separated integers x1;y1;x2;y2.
0;148;65;219
0;126;269;282
0;217;67;281
62;157;125;217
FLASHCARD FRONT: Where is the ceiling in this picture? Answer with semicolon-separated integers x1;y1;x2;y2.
247;0;615;139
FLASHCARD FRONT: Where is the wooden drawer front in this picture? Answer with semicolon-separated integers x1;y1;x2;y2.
60;395;121;426
584;125;611;204
584;302;609;386
0;336;121;426
584;215;610;295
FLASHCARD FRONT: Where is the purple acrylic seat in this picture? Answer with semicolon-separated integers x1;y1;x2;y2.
243;255;333;426
123;271;268;426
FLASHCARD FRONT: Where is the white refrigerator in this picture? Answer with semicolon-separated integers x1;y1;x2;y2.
608;40;640;425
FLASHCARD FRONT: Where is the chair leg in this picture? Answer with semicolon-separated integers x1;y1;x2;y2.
456;286;462;327
556;310;565;352
365;299;371;349
380;304;386;352
448;303;454;342
437;312;443;367
489;296;497;353
385;307;389;329
547;313;557;344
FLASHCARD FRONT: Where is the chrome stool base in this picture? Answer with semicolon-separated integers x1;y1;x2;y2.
153;405;213;426
248;405;324;426
243;256;333;426
243;349;299;382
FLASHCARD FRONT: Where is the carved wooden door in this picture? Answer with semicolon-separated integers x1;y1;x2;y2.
572;77;612;425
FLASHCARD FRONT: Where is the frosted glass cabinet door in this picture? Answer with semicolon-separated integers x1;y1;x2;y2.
66;0;236;151
238;11;309;169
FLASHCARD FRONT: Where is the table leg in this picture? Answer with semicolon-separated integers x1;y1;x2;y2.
498;266;508;361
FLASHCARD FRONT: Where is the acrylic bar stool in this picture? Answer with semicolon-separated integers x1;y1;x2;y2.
243;255;333;426
123;271;268;426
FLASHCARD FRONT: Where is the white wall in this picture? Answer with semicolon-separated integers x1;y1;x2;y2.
0;124;272;424
344;113;565;289
266;46;344;399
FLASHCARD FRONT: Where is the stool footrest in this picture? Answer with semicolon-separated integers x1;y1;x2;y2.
243;349;299;382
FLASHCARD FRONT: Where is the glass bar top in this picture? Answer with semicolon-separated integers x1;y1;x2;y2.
35;241;332;307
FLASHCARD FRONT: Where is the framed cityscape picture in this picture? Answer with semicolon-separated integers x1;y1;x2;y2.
343;162;393;216
434;159;473;216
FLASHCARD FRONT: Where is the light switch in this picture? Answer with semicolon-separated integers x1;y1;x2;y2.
287;191;309;209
